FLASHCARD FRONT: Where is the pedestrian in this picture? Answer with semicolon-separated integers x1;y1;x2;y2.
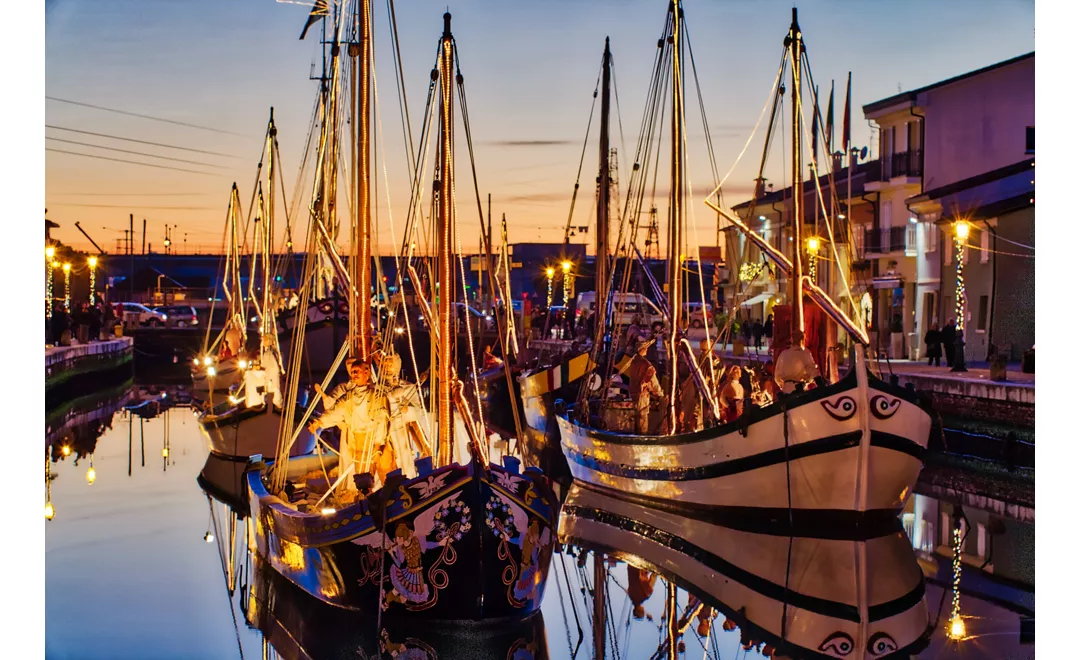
941;319;957;367
763;314;773;346
51;302;70;345
741;316;754;346
88;303;102;342
75;303;90;344
924;323;943;366
752;319;764;350
101;302;116;339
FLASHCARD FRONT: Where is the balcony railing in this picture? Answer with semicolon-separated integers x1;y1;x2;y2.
885;149;923;179
861;226;908;255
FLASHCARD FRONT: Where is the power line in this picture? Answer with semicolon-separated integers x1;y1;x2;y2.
46;125;241;158
46;96;248;137
46;137;231;169
46;148;218;176
49;191;218;197
48;203;219;210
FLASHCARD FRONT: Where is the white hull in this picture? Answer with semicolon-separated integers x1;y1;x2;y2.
560;484;931;659
192;358;243;402
557;348;930;517
198;403;316;459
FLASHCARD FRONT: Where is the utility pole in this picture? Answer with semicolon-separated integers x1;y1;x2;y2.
129;214;135;299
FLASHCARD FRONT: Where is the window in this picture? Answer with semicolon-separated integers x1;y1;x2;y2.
977;295;989;333
1026;126;1034;154
881;200;893;228
944;233;953;265
923;223;938;253
853;225;865;258
980;227;990;264
905;224;918;256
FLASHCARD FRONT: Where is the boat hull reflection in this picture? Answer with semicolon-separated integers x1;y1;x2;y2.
245;554;549;659
559;483;931;659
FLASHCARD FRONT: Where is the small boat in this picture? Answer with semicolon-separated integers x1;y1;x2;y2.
557;4;931;524
197;452;252;516
247;7;558;622
560;483;932;659
277;297;350;378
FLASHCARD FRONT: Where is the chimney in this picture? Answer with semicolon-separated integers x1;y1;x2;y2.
753;177;766;200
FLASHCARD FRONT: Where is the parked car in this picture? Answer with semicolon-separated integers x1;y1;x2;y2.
686;302;713;329
575;291;665;329
121;302;168;327
154;305;200;328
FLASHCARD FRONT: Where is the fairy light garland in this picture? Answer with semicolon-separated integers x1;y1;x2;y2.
806;237;820;285
739;262;764;283
62;263;72;312
947;524;966;640
46;247;56;319
45;447;55;521
88;256;98;303
561;261;573;306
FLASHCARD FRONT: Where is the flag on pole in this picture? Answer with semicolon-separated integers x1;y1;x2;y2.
842;72;852;155
811;84;820;164
825;81;834;156
299;0;329;40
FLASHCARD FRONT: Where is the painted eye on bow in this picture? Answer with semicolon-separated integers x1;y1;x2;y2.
870;395;902;420
867;632;898;655
818;631;855;657
821;396;857;421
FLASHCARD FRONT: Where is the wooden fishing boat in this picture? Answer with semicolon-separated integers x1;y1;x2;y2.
560;483;932;659
557;4;931;523
198;396;316;460
246;7;558;621
277;297;350;377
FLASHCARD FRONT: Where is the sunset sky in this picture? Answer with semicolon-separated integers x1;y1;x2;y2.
45;0;1034;256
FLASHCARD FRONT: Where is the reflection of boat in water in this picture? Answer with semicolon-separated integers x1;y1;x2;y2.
560;483;931;659
197;452;252;516
244;552;549;660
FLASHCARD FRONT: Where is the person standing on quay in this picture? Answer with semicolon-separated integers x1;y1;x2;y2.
941;319;957;367
924;324;943;366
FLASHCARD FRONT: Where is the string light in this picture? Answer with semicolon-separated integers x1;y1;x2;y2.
954;221;968;332
739;262;764;283
88;256;98;303
561;261;573;306
947;524;966;640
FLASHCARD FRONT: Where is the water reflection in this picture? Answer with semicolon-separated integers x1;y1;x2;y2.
45;384;1033;659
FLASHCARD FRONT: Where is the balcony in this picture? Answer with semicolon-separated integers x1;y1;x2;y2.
886;149;923;179
860;226;909;256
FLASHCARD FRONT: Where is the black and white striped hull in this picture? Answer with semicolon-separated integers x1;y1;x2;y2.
560;484;931;660
556;348;930;518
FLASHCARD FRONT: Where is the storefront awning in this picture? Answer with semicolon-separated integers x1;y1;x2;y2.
739;292;775;307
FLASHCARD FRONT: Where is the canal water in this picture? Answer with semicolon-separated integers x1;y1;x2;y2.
45;381;1033;659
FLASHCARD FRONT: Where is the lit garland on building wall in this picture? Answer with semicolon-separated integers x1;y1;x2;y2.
947;524;966;640
954;221;969;332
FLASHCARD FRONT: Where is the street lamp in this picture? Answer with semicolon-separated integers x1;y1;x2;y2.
545;267;555;307
62;263;72;312
561;260;574;306
806;236;821;284
88;256;98;303
952;220;969;372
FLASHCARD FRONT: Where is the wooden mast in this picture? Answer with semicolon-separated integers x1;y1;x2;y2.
435;12;456;466
788;8;805;335
666;1;685;427
265;109;277;337
596;37;612;318
356;0;373;359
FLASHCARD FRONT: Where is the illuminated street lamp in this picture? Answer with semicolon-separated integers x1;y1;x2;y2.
806;236;821;284
88;256;98;303
952;220;970;372
545;267;555;307
62;263;72;312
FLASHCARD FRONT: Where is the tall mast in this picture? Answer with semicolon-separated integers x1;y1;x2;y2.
435;12;456;465
667;1;685;424
596;37;612;313
788;8;805;335
265;109;277;337
356;0;373;359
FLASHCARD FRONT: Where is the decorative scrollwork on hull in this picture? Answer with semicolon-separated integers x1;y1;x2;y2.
821;396;857;421
867;631;898;656
870;395;902;420
818;631;855;657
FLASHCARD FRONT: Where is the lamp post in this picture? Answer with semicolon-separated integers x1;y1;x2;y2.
806;236;820;285
951;220;969;372
545;267;555;308
88;256;98;304
45;246;56;319
62;263;72;312
561;260;573;306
